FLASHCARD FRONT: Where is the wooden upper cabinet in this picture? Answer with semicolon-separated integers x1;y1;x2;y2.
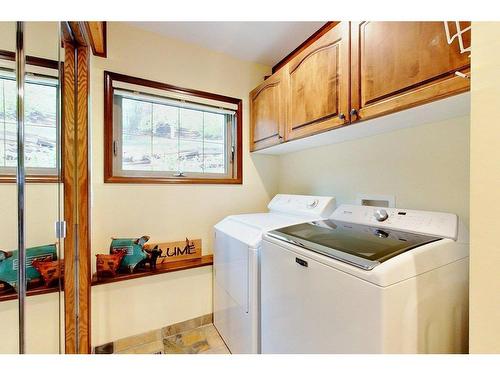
249;68;287;151
285;21;350;140
350;21;470;121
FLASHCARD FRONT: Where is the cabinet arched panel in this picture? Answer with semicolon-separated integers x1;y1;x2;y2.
250;69;287;151
285;22;350;141
289;43;340;130
253;83;280;141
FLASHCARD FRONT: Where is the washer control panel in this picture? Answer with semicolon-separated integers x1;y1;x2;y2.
330;204;458;240
268;194;335;218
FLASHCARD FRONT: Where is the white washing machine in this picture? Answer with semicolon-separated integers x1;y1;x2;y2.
213;194;336;353
261;204;469;354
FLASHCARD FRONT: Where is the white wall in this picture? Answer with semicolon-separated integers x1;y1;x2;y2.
277;116;470;228
469;22;500;353
89;22;277;346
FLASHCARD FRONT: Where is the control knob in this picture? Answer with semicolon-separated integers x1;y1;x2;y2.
374;209;389;222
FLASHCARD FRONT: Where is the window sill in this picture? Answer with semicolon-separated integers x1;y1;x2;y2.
0;255;213;303
104;175;242;185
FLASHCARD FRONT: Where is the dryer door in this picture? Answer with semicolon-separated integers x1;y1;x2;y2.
214;230;249;313
214;229;256;353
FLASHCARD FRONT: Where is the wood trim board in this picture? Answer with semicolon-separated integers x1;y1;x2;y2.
84;22;107;58
62;42;91;354
62;41;77;354
76;44;91;354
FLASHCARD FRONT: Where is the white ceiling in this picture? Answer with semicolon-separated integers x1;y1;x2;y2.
129;22;326;67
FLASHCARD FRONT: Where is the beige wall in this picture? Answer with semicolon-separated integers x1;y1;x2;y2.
469;22;500;353
92;267;212;346
0;293;63;354
0;22;62;250
89;22;277;346
90;22;277;257
278;116;470;228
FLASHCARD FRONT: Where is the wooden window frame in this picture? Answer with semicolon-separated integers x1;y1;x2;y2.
104;71;243;185
0;49;61;183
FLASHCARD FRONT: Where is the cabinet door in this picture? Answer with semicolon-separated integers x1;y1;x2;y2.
350;21;470;122
285;22;350;141
249;69;287;151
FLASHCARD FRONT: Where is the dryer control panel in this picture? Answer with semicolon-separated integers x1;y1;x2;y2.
268;194;336;218
330;204;458;240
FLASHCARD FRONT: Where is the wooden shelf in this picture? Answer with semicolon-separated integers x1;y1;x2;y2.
0;255;213;303
0;283;61;303
92;255;213;286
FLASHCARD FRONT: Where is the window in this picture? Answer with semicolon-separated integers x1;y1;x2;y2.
104;71;242;184
0;53;59;182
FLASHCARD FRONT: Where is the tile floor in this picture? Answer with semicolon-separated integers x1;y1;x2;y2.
108;323;230;354
94;313;231;354
162;324;230;354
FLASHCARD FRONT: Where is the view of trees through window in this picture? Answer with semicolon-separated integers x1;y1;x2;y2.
0;75;58;172
120;96;228;174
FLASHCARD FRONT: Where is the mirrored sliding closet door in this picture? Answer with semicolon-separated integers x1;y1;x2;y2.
0;21;64;354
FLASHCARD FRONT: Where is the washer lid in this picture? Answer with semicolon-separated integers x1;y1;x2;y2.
268;219;441;270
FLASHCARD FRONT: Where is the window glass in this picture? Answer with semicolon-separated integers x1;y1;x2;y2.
121;98;152;171
152;103;179;172
25;82;57;169
115;92;232;178
0;73;58;173
203;112;226;174
179;107;204;173
0;77;17;168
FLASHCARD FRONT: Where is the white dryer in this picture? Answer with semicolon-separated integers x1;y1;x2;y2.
213;194;336;353
261;204;469;353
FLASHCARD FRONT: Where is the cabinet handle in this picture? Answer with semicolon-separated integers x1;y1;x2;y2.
278;135;284;140
338;113;346;120
455;71;470;79
350;108;358;116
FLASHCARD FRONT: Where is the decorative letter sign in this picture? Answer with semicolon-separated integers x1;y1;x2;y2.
144;238;202;264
